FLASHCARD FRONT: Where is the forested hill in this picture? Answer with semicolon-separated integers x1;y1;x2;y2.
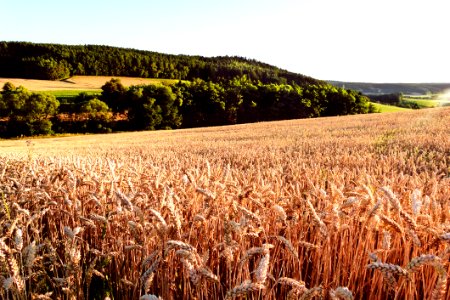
0;42;377;138
0;42;320;85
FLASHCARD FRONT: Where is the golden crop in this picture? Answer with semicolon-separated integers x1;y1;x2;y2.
0;108;449;299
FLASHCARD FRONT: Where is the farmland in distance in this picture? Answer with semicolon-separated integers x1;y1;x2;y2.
0;76;177;92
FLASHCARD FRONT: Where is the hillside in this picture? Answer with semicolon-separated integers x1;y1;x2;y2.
0;42;376;138
0;41;321;86
328;80;450;95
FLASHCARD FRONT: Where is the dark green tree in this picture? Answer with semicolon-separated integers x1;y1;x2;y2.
237;81;259;123
22;93;59;135
24;93;60;120
0;84;59;136
147;85;182;129
2;82;16;93
127;85;181;130
80;98;112;132
128;88;162;130
80;98;110;118
0;84;30;118
34;57;71;80
101;78;128;114
180;79;226;128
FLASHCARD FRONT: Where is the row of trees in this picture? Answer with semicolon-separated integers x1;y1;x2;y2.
96;77;373;131
0;42;319;85
368;93;403;104
0;78;375;137
0;82;60;136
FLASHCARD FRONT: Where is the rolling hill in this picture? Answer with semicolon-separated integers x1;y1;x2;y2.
328;80;450;95
0;41;321;86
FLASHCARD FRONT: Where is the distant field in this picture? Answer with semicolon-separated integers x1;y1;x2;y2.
403;98;450;108
328;80;450;95
0;76;178;92
370;102;410;112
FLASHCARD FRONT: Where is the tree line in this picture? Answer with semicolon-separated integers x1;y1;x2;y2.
0;78;375;137
0;42;319;85
0;82;60;136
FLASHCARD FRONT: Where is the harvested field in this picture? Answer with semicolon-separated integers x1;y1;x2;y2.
0;108;449;299
0;76;177;92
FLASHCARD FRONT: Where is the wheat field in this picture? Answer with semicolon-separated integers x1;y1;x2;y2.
0;108;449;299
0;76;177;92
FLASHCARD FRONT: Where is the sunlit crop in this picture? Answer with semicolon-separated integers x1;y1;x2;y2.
0;108;449;299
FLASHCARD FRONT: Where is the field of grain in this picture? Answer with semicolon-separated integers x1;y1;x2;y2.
0;108;449;299
0;76;177;92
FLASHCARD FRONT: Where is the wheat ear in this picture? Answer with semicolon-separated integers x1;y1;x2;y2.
329;286;354;300
225;280;265;299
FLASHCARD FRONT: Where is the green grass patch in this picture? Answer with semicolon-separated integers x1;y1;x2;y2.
136;78;180;85
371;102;411;113
402;98;450;108
402;99;437;108
45;90;102;98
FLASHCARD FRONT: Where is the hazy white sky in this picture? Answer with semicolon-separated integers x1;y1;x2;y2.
1;0;448;83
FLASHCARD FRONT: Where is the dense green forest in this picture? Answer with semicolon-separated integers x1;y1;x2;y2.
0;42;320;85
0;42;376;137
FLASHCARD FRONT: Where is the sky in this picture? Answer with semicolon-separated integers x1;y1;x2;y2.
1;0;448;83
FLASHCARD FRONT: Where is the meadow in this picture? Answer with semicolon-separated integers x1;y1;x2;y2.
400;92;450;108
0;107;449;299
370;97;450;113
403;98;450;109
369;102;410;113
